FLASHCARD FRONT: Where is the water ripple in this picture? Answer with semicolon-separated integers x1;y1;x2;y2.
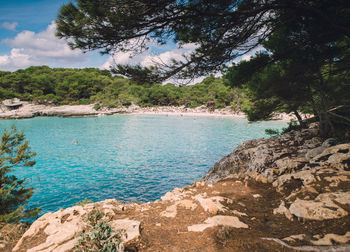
0;115;286;213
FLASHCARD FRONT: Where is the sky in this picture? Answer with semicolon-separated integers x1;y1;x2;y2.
0;0;195;74
0;0;256;83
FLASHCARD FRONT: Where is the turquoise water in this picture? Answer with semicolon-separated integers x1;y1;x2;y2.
0;115;286;214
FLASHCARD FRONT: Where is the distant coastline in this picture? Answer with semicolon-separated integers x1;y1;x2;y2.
0;100;300;121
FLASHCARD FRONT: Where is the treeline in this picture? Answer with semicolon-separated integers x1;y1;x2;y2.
0;66;250;110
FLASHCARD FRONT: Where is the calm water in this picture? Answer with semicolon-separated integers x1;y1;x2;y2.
0;115;286;214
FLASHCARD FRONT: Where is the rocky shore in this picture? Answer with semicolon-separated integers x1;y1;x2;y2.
0;100;297;120
2;125;349;251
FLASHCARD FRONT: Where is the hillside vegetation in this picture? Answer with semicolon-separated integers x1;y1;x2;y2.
0;66;249;111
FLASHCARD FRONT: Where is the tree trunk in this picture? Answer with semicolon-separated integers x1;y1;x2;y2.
293;110;306;128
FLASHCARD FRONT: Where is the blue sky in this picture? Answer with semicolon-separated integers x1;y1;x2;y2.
0;0;252;83
0;0;187;72
0;0;113;71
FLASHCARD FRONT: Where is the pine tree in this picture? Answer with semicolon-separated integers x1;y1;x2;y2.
0;125;41;224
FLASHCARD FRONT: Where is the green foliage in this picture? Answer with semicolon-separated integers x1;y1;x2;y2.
0;126;41;224
0;66;243;110
75;211;124;252
76;198;93;207
94;104;101;111
0;66;112;105
265;128;280;136
55;0;350;138
265;120;302;136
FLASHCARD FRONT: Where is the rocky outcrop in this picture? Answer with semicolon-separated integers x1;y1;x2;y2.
9;126;350;251
201;127;349;183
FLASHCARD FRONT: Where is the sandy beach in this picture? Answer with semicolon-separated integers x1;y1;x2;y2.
0;101;300;121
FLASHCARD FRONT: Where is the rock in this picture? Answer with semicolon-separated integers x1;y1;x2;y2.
232;210;248;217
193;194;232;214
305;146;327;160
201;128;319;183
255;174;268;183
13;200;139;252
161;187;193;201
311;232;350;245
324;175;350;187
272;170;315;188
289;196;348;220
311;144;350;170
282;234;306;243
316;191;350;206
160;204;178;218
13;206;87;252
285;186;318;201
273;201;293;221
322;138;337;147
160;200;197;218
188;215;248;232
109;219;140;243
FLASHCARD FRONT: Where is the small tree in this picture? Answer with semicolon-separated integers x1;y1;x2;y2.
0;125;41;224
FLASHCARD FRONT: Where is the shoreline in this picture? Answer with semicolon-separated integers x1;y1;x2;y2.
0;102;299;121
9;126;350;251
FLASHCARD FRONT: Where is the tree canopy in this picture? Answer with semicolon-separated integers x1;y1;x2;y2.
0;126;41;224
56;0;350;81
0;66;241;109
56;0;350;138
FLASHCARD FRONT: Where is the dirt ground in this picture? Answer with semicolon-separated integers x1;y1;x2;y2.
4;175;350;252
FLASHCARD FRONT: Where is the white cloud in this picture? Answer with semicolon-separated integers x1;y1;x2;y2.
1;22;18;31
0;21;88;71
100;42;200;84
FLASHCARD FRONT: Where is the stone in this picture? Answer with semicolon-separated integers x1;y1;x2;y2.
160;200;197;218
161;188;192;201
272;170;315;188
289;197;348;220
160;204;178;218
285;186;318;201
193;194;232;214
305;146;327;160
255;174;268;183
311;232;350;245
273;201;293;221
109;219;140;243
232;210;248;217
311;144;350;170
316;191;350;206
13;200;139;252
320;174;338;185
13;206;87;252
282;234;306;243
188;215;248;232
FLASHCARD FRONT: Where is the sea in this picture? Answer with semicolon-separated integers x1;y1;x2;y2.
0;114;286;214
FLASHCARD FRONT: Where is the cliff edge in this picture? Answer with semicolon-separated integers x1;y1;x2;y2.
4;127;350;252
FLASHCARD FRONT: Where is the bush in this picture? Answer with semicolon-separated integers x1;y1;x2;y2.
75;211;125;252
76;198;93;206
265;120;302;136
94;103;101;111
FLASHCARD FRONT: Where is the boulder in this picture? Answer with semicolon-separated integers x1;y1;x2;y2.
188;215;248;232
289;196;348;220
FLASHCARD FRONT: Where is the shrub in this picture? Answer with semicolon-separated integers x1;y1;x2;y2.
75;211;125;252
76;198;93;206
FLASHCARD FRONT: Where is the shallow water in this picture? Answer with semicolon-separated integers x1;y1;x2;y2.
0;115;286;213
